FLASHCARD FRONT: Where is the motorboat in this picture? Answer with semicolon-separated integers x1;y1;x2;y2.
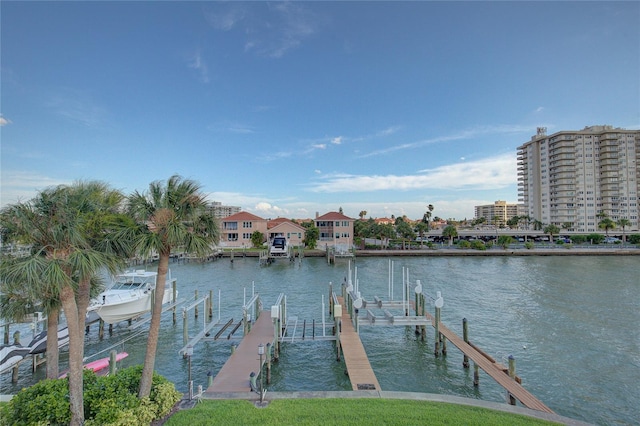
87;269;176;325
0;344;31;374
27;326;69;355
269;236;290;259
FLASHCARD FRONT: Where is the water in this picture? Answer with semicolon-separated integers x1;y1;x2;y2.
2;255;638;425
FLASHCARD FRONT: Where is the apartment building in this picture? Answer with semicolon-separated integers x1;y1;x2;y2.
206;201;241;219
474;201;525;224
517;126;639;232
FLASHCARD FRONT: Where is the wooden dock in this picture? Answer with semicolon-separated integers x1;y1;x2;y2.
205;311;274;394
337;296;381;391
424;311;554;413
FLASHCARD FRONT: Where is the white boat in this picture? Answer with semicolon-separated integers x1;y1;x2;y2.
87;270;176;325
269;236;290;259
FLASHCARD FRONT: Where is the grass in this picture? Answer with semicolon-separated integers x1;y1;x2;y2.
164;399;559;426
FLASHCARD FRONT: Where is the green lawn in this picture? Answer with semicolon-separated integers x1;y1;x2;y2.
165;399;559;426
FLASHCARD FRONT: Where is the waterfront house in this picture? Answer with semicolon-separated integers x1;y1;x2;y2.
267;218;306;247
219;212;268;248
315;211;355;249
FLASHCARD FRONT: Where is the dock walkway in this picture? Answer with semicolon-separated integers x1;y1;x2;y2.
205;311;274;394
337;296;381;391
424;311;554;413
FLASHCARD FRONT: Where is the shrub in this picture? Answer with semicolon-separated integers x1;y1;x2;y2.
524;242;534;250
586;233;605;244
470;240;486;250
457;240;471;249
627;234;640;244
1;366;181;426
570;235;587;244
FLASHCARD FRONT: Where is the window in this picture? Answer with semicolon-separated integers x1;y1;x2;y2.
242;221;252;228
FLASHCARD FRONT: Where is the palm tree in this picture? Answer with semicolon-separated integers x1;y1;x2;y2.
442;225;458;246
543;224;560;243
358;210;367;220
415;222;429;247
0;182;126;426
617;218;631;243
126;175;220;399
598;217;616;236
422;204;434;230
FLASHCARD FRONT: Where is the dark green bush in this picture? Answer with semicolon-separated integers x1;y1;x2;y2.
457;240;471;249
570;235;587;244
524;242;534;250
627;234;640;244
586;233;605;244
0;366;181;426
470;240;486;250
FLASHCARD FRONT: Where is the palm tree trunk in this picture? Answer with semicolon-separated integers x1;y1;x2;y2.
138;252;170;398
45;308;60;379
75;278;92;363
60;285;84;426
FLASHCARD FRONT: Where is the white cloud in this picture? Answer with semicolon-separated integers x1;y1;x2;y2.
307;153;516;193
0;116;11;126
0;171;70;207
331;136;343;145
188;51;209;83
360;124;531;158
45;88;107;127
209;2;318;58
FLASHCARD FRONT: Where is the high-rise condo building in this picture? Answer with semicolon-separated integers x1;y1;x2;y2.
517;125;639;233
474;200;526;225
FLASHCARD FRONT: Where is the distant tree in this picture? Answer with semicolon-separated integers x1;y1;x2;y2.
442;225;458;246
532;219;543;231
562;222;573;231
359;210;367;220
302;223;319;249
617;218;631;243
506;216;519;229
395;220;414;249
378;223;396;249
422;204;435;230
543;224;560;243
415;222;429;246
598;217;616;236
251;231;265;248
497;235;514;250
339;207;343;214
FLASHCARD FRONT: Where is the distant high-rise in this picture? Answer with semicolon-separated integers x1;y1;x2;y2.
474;200;525;225
517;126;639;232
206;201;240;219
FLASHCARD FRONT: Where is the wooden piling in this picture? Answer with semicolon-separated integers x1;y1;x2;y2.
109;350;117;376
208;290;213;319
434;306;441;356
474;362;480;386
462;318;470;368
4;323;9;344
172;280;177;324
508;355;517;405
266;342;272;384
194;290;199;318
99;320;104;340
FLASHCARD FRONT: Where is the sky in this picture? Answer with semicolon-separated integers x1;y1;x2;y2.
1;1;639;221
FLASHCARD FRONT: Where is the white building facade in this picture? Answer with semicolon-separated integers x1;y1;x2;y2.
517;126;639;233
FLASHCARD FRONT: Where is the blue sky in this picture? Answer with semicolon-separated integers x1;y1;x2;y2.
2;1;639;220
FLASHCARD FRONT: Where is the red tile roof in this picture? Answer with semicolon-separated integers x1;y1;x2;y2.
315;211;354;221
222;211;265;221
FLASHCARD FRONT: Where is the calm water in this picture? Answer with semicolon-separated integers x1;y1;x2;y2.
2;255;638;425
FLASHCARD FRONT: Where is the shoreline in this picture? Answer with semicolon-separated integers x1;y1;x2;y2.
213;247;640;259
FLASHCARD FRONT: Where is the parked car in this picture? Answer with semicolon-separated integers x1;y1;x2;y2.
604;237;621;244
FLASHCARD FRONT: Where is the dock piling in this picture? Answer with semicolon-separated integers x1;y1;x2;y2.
462;318;470;368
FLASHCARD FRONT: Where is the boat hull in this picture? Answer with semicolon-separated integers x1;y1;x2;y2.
0;345;31;374
90;289;175;324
